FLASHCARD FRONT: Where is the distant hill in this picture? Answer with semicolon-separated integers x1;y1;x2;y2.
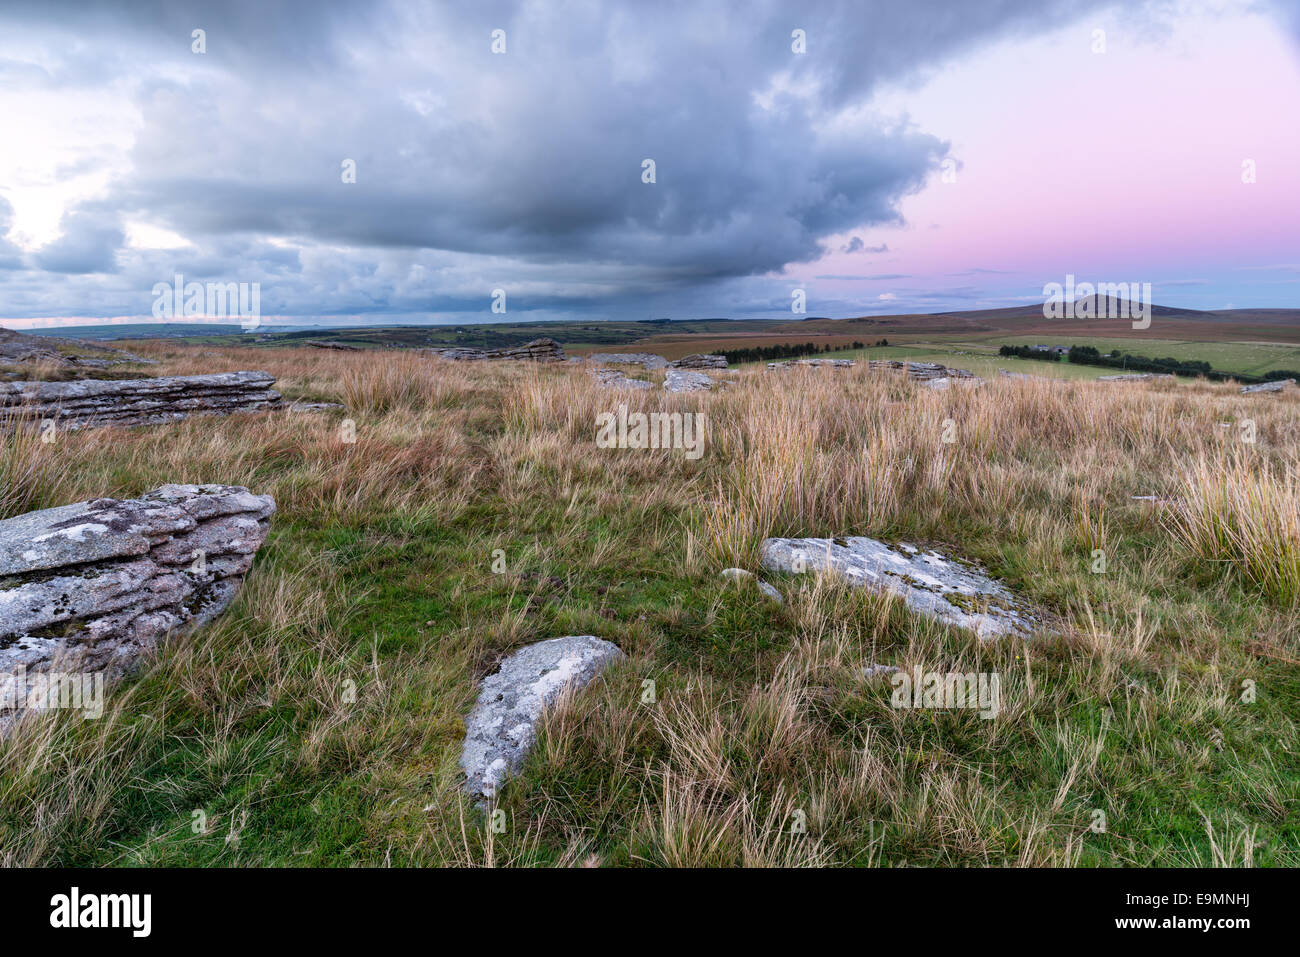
7;300;1299;350
777;300;1300;343
22;323;269;340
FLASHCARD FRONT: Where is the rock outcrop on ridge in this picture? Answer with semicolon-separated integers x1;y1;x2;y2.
0;325;153;368
669;354;728;370
427;337;566;362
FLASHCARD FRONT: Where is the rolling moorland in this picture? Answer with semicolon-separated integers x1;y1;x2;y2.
27;301;1300;375
1;306;1298;866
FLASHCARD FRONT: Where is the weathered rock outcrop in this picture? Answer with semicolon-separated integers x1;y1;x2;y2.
1241;378;1295;394
869;359;977;381
0;326;153;368
765;358;977;380
427;337;566;362
0;371;281;430
585;352;668;369
460;636;624;798
1097;373;1175;382
664;368;714;393
1;484;275;721
760;537;1043;640
922;376;983;390
669;354;728;370
768;358;856;370
592;367;653;390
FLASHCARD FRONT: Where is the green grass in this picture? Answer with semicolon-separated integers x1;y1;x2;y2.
939;336;1300;377
808;337;1300;382
804;344;1114;380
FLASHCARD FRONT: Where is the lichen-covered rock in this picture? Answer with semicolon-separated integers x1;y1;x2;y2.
768;358;856;370
0;485;275;721
427;337;566;363
664;368;714;393
584;352;668;370
1097;373;1174;382
1241;378;1295;394
592;368;653;390
0;371;281;430
868;359;976;381
460;636;623;798
760;537;1043;640
765;358;977;380
719;567;782;604
669;354;728;370
923;376;983;390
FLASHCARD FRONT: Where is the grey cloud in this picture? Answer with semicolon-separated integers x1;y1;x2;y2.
32;207;124;274
841;237;890;254
0;198;24;270
3;0;1125;320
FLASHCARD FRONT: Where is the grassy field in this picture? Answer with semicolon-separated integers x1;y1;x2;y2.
804;345;1113;380
795;337;1300;382
2;345;1298;866
950;337;1300;378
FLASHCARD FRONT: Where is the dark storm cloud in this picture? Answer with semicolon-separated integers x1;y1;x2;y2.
1;0;1138;320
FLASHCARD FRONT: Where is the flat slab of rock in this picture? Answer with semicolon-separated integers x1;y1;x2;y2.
768;358;856;369
427;337;565;363
460;636;623;799
764;358;979;381
669;354;728;370
0;371;281;429
592;368;653;390
664;368;714;393
760;537;1042;640
1;484;275;721
1241;378;1295;394
922;376;983;390
868;359;977;381
585;352;668;370
1097;373;1175;382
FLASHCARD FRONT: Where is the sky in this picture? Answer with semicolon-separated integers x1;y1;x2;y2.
0;0;1298;330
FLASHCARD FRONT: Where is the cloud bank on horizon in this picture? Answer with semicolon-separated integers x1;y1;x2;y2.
0;0;1297;329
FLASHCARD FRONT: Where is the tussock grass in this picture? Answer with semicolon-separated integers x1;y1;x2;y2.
0;410;52;518
1165;451;1300;605
2;343;1297;867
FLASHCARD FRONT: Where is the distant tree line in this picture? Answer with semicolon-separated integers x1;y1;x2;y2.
998;345;1064;363
722;339;883;364
1064;345;1297;384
